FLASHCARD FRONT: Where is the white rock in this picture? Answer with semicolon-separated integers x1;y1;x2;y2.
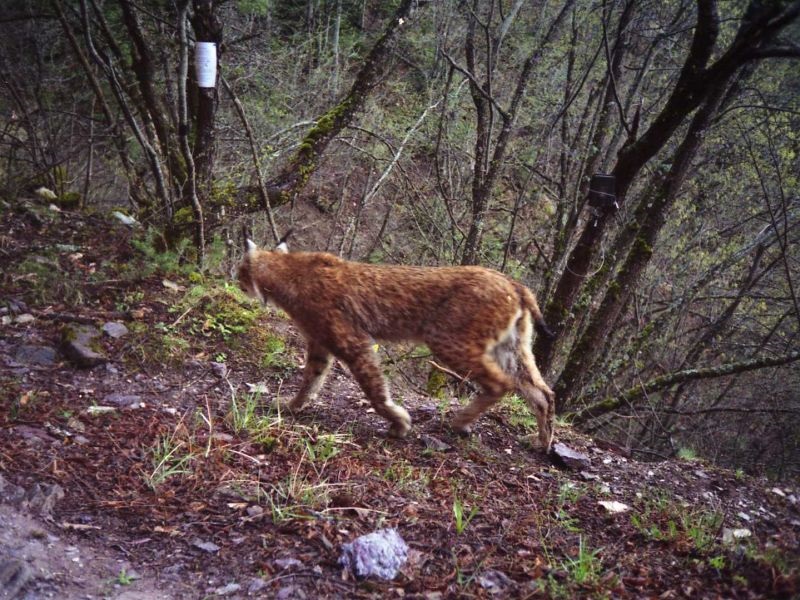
722;528;752;544
35;187;57;200
598;500;630;514
112;211;138;227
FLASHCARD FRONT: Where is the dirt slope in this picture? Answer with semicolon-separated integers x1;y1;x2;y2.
1;198;798;599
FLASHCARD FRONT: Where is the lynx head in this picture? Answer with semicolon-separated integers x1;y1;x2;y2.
236;227;292;302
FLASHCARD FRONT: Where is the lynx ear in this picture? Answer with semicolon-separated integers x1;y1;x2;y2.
241;225;258;256
275;228;293;254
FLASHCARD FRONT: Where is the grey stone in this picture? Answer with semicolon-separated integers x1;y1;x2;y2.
551;443;591;471
210;362;227;378
102;322;129;339
0;558;33;598
214;583;241;596
247;578;269;595
103;393;142;407
13;345;58;367
478;569;514;595
60;325;106;368
246;505;264;518
192;540;220;554
273;557;302;571
421;435;451;452
0;475;26;505
24;483;65;517
276;585;307;600
339;528;408;580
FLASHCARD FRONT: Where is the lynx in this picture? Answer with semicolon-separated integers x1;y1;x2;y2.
237;234;556;451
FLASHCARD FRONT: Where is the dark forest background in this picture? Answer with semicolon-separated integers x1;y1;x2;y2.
1;0;798;479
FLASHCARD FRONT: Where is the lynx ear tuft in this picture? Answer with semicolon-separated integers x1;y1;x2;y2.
241;225;258;255
275;228;293;254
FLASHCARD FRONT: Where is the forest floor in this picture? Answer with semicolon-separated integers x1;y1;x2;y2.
1;196;798;599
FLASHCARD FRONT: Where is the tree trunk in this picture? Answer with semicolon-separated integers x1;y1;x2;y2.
265;0;419;206
554;78;729;409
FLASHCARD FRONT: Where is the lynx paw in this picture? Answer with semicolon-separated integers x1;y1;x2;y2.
387;421;411;439
451;422;473;436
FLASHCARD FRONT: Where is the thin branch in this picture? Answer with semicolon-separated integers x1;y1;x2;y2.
569;351;800;424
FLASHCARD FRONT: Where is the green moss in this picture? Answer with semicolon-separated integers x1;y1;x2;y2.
426;367;448;400
172;206;195;225
57;191;82;210
633;236;653;258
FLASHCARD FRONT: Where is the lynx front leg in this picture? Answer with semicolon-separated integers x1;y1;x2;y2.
287;340;333;412
340;342;411;438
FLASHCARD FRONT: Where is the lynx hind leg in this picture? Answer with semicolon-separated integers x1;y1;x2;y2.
287;340;333;412
447;349;515;434
517;345;556;451
341;342;411;438
518;382;555;451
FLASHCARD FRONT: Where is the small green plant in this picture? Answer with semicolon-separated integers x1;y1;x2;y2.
261;333;292;370
561;536;602;586
708;555;725;570
682;509;723;553
116;568;134;586
453;493;479;534
146;427;196;489
631;488;722;556
228;392;262;435
505;393;537;431
383;462;431;499
301;434;343;463
677;447;699;461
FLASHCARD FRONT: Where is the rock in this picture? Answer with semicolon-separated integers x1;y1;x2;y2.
551;443;591;470
214;583;241;596
770;487;786;498
24;482;65;517
276;585;307;600
60;325;106;368
14;313;35;324
478;569;514;595
103;393;143;407
0;475;26;505
8;299;26;314
35;186;57;200
246;505;264;519
210;362;228;378
102;322;129;339
112;211;138;227
192;540;221;553
339;528;409;580
274;557;303;571
13;345;58;367
0;558;33;598
246;382;269;395
598;500;630;514
722;528;752;544
421;434;451;452
248;578;269;595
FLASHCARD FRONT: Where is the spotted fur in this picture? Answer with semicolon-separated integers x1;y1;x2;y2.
237;240;555;450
